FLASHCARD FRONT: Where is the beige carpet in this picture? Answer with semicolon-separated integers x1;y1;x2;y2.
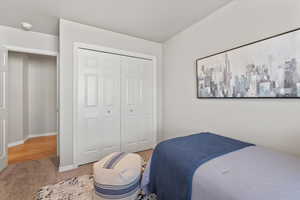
0;150;152;200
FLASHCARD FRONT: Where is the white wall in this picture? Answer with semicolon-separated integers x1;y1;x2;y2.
0;25;58;53
23;55;29;140
8;52;24;144
27;54;57;136
163;0;300;156
59;19;163;168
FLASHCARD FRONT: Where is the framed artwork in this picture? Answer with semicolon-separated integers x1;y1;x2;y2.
196;28;300;98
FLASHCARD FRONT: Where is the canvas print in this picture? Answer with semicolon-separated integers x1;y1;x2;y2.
196;29;300;98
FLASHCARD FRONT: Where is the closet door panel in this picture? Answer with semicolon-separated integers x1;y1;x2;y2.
85;75;98;107
121;57;155;153
77;49;121;165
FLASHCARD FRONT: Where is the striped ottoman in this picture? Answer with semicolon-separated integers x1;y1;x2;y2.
93;152;142;200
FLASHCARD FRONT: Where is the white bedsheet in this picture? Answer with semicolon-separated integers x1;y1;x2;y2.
142;146;300;200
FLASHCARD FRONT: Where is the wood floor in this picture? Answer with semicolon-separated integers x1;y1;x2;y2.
8;135;57;164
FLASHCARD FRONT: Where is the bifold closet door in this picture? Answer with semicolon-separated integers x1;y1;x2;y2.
76;49;121;165
121;56;155;153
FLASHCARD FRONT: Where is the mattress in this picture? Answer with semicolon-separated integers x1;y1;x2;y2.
142;145;300;200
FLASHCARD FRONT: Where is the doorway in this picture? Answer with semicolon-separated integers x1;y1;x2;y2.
7;51;58;164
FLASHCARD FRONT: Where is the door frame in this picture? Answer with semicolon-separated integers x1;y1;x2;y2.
0;46;8;172
4;45;58;57
3;45;60;159
73;42;158;167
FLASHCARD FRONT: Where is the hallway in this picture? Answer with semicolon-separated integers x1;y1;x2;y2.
8;135;57;164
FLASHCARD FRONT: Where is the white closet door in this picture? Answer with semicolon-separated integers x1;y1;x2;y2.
0;47;8;172
76;49;121;165
121;56;155;153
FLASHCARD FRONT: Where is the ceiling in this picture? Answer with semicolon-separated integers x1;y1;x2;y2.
0;0;232;42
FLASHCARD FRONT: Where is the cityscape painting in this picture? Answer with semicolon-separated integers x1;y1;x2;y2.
196;29;300;98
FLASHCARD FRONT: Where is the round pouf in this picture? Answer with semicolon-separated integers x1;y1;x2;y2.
93;152;142;200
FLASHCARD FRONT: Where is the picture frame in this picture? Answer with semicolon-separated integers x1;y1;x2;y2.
196;28;300;98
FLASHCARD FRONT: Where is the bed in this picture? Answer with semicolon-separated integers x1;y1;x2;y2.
141;132;300;200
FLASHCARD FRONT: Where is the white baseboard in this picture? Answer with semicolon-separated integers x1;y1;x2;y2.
8;132;57;147
59;164;77;172
8;140;26;148
28;132;57;138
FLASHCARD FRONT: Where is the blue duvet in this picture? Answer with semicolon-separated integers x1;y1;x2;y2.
148;132;254;200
